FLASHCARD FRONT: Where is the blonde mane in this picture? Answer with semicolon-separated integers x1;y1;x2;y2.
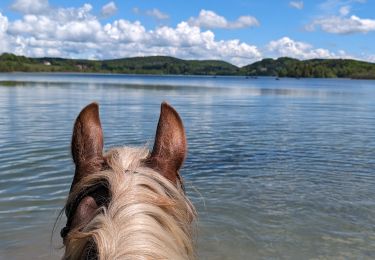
64;147;196;259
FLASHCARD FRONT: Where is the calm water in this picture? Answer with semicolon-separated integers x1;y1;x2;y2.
0;73;375;259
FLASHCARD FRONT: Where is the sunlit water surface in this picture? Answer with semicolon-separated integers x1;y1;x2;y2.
0;73;374;259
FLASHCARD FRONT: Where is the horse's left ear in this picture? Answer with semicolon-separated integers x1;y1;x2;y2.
147;102;187;184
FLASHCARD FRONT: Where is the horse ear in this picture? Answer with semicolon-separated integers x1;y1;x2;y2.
147;102;187;184
71;103;104;190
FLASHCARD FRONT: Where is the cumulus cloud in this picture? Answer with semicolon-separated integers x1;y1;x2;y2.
147;22;261;65
0;5;261;65
1;3;371;66
289;1;304;10
8;4;101;42
101;1;117;17
266;37;360;61
307;0;375;34
188;9;259;29
307;15;375;34
145;8;169;20
320;0;366;11
132;7;169;20
266;37;336;60
104;20;146;42
0;13;10;53
339;5;351;16
0;13;8;32
11;0;49;14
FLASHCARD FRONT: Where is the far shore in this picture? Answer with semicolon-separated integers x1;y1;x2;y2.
1;53;375;80
1;73;374;83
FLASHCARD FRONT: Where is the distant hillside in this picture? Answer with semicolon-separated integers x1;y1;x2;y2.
241;57;375;79
1;53;375;79
0;53;239;75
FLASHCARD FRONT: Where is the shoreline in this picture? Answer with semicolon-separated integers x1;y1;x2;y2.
1;53;375;80
0;72;374;81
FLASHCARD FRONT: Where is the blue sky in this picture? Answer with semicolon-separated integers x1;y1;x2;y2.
0;0;374;66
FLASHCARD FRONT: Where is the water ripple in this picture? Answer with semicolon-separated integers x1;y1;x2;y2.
0;74;375;259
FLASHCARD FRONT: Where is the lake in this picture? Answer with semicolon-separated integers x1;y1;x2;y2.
0;73;374;259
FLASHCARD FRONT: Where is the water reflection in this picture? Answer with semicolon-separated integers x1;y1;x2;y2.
0;79;364;99
0;74;375;259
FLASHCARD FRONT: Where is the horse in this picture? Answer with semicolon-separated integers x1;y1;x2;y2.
60;102;196;259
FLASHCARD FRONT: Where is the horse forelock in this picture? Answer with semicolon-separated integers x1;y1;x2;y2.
63;146;196;260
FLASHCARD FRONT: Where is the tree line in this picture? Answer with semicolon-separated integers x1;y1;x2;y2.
1;53;374;79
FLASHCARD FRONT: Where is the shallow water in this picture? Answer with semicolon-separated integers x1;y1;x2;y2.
0;73;375;259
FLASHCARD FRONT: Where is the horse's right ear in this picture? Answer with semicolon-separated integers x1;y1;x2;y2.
71;103;104;190
147;102;187;185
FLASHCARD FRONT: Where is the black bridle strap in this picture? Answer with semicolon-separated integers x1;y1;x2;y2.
61;171;185;238
61;183;107;238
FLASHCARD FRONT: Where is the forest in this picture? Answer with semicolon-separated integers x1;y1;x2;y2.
1;53;375;79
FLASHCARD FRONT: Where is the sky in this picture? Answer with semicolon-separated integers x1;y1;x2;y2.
0;0;374;66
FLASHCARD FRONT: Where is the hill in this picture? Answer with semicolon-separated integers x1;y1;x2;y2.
1;53;375;79
241;57;375;79
0;53;239;75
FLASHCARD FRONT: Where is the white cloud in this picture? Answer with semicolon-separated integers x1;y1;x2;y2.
8;4;101;42
289;1;304;10
366;54;375;62
1;4;372;66
266;37;336;60
0;13;10;53
188;9;259;29
104;20;146;42
339;5;351;16
0;13;8;33
132;7;169;20
11;0;49;14
318;0;369;19
308;0;375;34
266;37;361;61
307;15;375;34
0;6;261;66
147;22;261;65
101;1;117;17
145;8;169;20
